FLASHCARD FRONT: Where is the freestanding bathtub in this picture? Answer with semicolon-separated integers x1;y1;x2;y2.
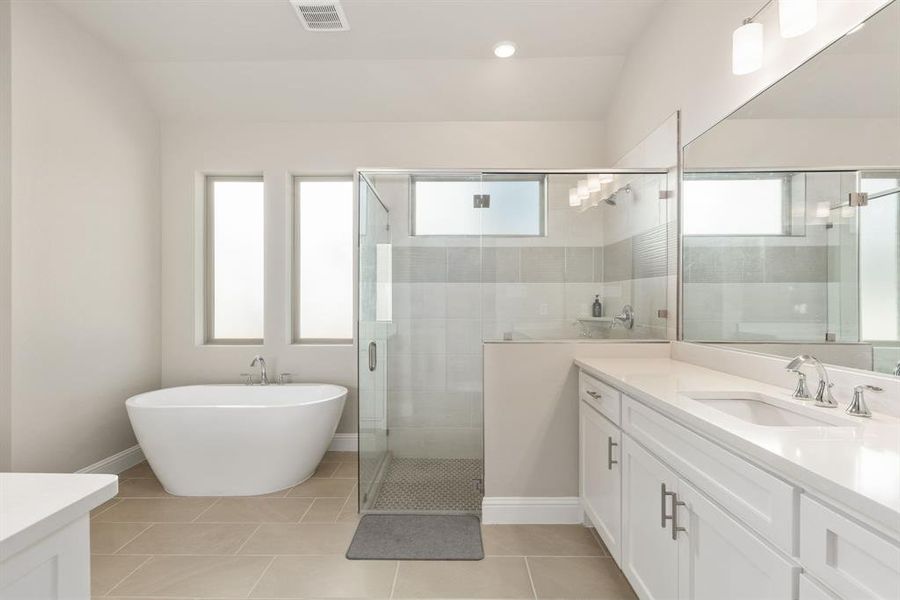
126;384;347;496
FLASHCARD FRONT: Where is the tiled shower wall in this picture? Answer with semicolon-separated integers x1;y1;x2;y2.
682;171;861;345
368;172;672;460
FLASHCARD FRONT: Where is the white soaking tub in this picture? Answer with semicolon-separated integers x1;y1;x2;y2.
126;384;347;496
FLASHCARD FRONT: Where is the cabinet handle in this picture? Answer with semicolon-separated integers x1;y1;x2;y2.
607;437;618;470
661;483;672;528
586;390;602;400
662;484;687;541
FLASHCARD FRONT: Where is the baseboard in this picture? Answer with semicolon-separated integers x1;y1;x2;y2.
76;444;145;475
329;433;359;452
481;496;583;524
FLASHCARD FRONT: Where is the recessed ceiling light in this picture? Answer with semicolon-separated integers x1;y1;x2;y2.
493;41;517;58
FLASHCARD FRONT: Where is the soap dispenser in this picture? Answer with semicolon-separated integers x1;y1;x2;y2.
592;295;602;317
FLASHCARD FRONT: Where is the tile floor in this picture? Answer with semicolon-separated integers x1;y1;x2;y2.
90;452;636;599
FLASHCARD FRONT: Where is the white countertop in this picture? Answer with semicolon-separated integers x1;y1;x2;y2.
0;473;118;559
574;357;900;539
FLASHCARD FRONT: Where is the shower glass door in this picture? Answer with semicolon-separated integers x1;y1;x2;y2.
357;174;391;512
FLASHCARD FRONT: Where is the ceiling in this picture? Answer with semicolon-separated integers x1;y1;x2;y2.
52;0;664;122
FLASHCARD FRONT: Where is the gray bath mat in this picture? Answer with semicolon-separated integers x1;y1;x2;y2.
346;514;484;560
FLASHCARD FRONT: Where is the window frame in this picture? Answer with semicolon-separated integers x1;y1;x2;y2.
291;174;355;345
409;173;548;237
682;171;795;237
204;174;265;346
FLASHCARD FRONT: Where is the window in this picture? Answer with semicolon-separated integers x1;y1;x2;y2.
294;177;354;343
683;174;790;236
411;174;545;236
206;176;265;343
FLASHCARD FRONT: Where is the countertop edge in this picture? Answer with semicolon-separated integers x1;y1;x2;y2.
574;358;900;542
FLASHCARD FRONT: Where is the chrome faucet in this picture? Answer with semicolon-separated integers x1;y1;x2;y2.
785;355;838;408
847;384;882;418
250;355;270;385
614;305;634;329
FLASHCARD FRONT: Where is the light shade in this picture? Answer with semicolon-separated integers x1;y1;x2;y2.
587;175;603;192
732;21;764;75
493;41;517;58
569;188;582;207
779;0;817;38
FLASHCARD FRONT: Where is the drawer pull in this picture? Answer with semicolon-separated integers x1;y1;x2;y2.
586;390;602;400
607;437;618;470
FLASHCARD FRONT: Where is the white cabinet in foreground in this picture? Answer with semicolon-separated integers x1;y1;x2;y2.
580;399;622;563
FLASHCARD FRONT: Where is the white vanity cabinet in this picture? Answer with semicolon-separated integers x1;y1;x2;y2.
580;398;622;563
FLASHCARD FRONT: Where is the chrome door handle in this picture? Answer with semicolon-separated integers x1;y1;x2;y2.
662;484;687;540
368;341;377;372
607;437;618;470
586;390;602;400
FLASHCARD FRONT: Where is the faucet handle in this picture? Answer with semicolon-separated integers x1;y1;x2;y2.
240;373;254;385
279;373;293;385
847;384;882;418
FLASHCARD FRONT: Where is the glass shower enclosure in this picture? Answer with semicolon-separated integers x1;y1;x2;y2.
356;169;673;514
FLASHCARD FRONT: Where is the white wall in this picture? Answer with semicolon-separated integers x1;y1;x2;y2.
605;0;890;159
0;0;11;471
10;0;161;471
161;120;606;433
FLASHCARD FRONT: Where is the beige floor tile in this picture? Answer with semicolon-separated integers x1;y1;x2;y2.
250;556;397;598
195;497;313;523
91;555;150;596
528;556;637;599
393;557;534;599
91;498;121;520
301;498;346;523
117;523;258;555
313;462;340;478
333;462;359;479
120;461;156;479
91;522;151;554
239;523;356;555
482;525;604;557
117;477;171;498
93;498;216;523
322;451;356;463
286;478;356;498
109;555;272;598
336;508;361;524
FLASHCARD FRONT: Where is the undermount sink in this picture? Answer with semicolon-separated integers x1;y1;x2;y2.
684;392;839;427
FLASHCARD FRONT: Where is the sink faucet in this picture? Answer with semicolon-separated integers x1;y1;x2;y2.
250;355;270;385
785;355;838;408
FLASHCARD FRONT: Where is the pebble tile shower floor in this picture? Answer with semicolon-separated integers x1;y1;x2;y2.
370;457;483;513
89;451;636;599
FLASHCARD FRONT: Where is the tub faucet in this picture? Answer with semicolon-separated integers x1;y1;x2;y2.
250;355;270;385
785;355;837;408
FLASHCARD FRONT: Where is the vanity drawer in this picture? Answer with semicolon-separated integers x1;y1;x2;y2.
621;395;797;555
579;371;621;425
799;495;900;600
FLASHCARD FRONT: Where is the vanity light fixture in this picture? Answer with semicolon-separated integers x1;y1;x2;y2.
587;174;603;193
569;188;582;207
779;0;817;38
577;179;590;201
493;41;517;58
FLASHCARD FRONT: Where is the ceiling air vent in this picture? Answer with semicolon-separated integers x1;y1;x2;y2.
290;0;350;32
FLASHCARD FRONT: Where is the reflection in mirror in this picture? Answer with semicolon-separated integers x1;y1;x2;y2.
681;1;899;376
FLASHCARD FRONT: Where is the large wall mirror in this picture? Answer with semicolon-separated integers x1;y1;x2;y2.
681;0;899;376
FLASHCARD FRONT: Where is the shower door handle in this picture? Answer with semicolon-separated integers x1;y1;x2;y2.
368;341;377;372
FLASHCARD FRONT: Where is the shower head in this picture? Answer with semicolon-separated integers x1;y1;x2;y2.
603;197;617;206
601;184;631;207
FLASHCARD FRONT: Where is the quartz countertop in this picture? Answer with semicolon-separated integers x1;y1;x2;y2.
0;473;118;559
574;357;900;539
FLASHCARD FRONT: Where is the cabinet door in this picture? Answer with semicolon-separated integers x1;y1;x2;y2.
676;480;797;600
580;401;622;564
622;435;679;600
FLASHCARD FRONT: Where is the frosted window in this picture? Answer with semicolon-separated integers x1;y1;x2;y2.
412;176;544;236
208;177;264;342
683;177;786;235
860;176;899;341
296;179;354;342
